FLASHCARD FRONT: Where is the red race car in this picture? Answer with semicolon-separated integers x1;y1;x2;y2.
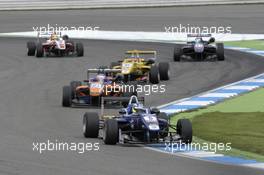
27;32;84;58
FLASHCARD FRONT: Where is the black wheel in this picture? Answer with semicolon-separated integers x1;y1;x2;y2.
216;43;225;61
174;46;182;61
27;41;36;56
83;112;99;138
110;62;120;69
149;65;159;84
159;62;170;81
62;86;72;107
76;42;84;57
177;119;193;143
70;81;81;98
62;35;69;40
103;119;119;145
36;42;44;57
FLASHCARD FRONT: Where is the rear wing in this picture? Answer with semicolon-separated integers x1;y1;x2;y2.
100;96;145;117
187;34;212;38
87;68;121;79
37;31;62;38
125;50;157;58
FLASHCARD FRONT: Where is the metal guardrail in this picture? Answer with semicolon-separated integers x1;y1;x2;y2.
0;0;264;11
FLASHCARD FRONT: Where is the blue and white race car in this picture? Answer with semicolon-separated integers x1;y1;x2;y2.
174;34;225;61
82;96;193;145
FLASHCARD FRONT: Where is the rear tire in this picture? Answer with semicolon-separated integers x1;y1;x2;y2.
177;119;193;143
83;112;99;138
76;42;84;57
149;65;159;84
62;86;72;107
174;46;182;61
216;43;225;61
36;43;44;57
159;62;170;81
103;119;119;145
27;41;36;56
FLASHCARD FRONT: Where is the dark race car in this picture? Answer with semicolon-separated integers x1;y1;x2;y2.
82;95;193;145
174;34;225;61
27;32;84;57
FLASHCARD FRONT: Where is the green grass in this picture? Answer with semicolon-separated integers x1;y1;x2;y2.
170;88;264;161
192;112;264;155
224;40;264;50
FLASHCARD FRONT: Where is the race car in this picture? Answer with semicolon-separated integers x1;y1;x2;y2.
62;67;136;107
26;32;84;57
110;50;170;84
82;95;193;145
173;34;225;61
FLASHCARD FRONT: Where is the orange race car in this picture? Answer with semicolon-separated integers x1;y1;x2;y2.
62;68;137;107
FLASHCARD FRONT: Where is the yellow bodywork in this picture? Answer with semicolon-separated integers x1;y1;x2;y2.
113;50;156;75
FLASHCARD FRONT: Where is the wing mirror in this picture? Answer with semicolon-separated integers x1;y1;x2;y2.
208;37;215;43
147;58;155;64
119;109;127;115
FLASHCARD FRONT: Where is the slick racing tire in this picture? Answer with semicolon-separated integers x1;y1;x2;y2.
83;112;99;138
36;42;44;58
62;86;72;107
27;41;36;56
159;62;170;81
174;46;182;62
216;43;225;61
149;65;160;84
76;42;84;57
177;119;193;143
103;119;119;145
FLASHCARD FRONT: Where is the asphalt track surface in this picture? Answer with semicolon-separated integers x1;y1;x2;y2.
0;5;264;175
0;4;264;33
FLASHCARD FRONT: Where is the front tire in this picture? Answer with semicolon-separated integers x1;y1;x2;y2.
76;42;84;57
159;62;170;81
62;86;72;107
36;43;44;57
27;41;36;56
149;65;159;84
177;119;193;143
103;119;119;145
216;43;225;61
83;112;99;138
174;46;182;61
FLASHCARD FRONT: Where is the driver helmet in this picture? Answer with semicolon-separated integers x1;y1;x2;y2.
131;103;138;113
50;33;58;40
96;74;106;83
